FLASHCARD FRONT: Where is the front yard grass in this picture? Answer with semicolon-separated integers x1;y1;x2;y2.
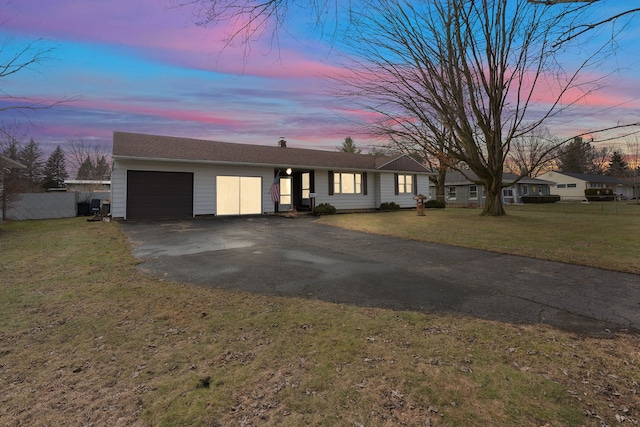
317;206;640;274
1;215;639;426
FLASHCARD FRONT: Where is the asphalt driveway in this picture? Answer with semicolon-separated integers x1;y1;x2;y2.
121;216;640;336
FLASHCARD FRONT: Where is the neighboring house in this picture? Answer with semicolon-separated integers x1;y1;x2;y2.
536;171;634;200
430;170;554;206
111;132;434;219
63;180;111;192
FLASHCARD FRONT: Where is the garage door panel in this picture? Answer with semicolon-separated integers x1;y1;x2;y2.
240;177;262;215
216;175;262;215
127;171;193;219
216;176;240;215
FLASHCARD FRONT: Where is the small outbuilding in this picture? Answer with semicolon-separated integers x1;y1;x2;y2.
111;132;434;220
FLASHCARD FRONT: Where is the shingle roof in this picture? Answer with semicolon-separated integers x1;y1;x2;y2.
112;132;433;173
0;154;25;169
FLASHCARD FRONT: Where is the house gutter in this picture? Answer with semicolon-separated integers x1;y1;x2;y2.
111;155;435;175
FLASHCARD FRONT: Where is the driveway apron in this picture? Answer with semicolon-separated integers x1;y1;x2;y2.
120;216;640;336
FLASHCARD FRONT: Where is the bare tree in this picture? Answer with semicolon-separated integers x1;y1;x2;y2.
506;127;562;177
589;145;611;175
332;0;624;215
0;38;71;115
184;0;640;47
66;138;112;180
185;0;639;215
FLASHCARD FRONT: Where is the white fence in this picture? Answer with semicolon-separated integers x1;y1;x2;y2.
2;192;110;221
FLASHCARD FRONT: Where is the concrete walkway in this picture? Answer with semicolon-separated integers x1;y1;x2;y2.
121;216;640;336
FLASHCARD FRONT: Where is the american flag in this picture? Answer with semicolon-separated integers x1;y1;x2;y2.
270;174;280;203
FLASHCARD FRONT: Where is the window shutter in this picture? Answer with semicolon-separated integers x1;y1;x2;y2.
362;172;368;195
328;171;334;195
413;174;418;195
394;173;399;195
310;170;315;193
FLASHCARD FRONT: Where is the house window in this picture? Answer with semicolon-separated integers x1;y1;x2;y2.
522;185;528;195
503;188;514;197
557;184;566;189
447;187;456;199
302;173;310;200
333;172;362;194
469;185;478;199
280;176;292;205
532;185;538;194
397;174;413;194
567;183;577;188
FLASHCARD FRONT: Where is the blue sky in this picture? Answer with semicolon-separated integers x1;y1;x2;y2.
1;0;639;156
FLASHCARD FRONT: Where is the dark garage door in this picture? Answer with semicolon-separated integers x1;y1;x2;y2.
127;170;193;219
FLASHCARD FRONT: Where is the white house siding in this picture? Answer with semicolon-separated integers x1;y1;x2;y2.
313;170;377;210
536;172;585;200
111;159;275;219
378;173;431;208
416;175;431;200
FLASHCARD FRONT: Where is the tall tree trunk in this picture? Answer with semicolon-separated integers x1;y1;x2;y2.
482;188;506;216
481;173;506;216
430;167;447;203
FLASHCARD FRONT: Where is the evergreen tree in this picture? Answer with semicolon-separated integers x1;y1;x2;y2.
557;137;610;175
42;145;68;189
76;156;95;180
338;136;361;154
606;150;628;177
558;137;591;173
1;138;20;161
95;155;110;180
18;138;44;190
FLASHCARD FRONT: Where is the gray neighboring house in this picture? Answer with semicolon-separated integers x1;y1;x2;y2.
536;171;634;200
111;132;434;220
430;170;554;206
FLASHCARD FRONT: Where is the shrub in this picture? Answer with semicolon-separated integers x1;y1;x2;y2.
521;195;561;204
314;202;337;215
379;202;401;211
584;188;615;201
424;200;446;209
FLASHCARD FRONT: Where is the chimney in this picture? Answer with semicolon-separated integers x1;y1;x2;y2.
278;137;287;148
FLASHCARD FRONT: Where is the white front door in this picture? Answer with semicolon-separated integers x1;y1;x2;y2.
279;176;292;210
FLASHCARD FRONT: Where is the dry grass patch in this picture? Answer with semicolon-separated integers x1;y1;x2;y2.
317;207;640;274
1;217;639;426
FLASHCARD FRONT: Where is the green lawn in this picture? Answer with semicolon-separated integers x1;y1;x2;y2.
1;216;638;426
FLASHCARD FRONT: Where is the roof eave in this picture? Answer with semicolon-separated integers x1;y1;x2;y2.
112;155;434;174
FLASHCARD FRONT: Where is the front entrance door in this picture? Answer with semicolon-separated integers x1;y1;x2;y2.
292;171;313;211
278;176;292;211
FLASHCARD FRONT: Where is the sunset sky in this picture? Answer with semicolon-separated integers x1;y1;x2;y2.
1;0;639;156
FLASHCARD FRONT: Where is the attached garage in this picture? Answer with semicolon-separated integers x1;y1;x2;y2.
216;176;262;215
126;170;193;219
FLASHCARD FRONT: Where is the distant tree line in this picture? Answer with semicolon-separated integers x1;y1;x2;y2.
1;125;111;193
555;136;638;178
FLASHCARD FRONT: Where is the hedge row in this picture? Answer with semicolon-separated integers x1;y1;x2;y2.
521;195;561;204
584;188;615;201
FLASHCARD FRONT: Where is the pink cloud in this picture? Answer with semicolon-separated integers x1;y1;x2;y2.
3;0;341;80
70;97;246;127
